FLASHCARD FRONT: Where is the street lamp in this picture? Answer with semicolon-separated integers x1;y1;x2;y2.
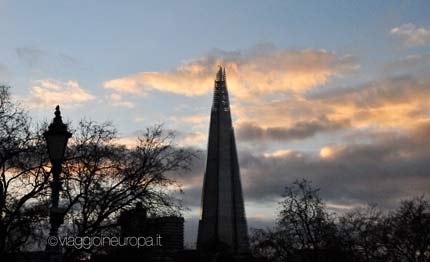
44;105;71;262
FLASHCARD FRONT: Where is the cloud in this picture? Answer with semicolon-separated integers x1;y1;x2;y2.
114;135;139;149
240;122;430;208
314;76;430;129
175;130;207;148
236;117;350;142
232;75;430;143
26;80;95;109
169;114;208;125
173;120;430;244
104;45;358;99
317;76;430;107
390;23;430;46
104;46;430;232
142;45;430;244
319;145;346;159
107;93;135;108
169;69;430;211
263;149;293;158
173;121;430;222
165;74;429;148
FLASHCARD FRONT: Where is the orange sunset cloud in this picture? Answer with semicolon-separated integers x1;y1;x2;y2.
104;46;358;100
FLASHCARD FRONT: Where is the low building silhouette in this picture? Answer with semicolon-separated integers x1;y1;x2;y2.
118;203;184;252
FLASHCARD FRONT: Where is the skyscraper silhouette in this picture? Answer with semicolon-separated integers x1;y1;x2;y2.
197;67;249;254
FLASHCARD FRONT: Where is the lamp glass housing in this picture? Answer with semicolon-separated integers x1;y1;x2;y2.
46;133;69;162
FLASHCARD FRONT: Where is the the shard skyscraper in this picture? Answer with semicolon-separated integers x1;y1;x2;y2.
197;67;249;254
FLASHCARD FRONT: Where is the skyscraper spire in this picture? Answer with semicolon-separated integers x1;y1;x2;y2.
212;66;230;112
197;67;250;254
216;65;224;82
223;67;226;81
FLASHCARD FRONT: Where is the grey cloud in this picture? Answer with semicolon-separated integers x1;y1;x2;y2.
177;123;430;212
167;148;205;206
239;123;430;209
174;124;430;246
236;117;350;142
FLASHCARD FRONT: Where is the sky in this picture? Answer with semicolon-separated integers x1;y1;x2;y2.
1;0;430;246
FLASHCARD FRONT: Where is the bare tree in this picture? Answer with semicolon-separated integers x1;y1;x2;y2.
0;86;196;261
251;179;340;262
338;205;385;262
0;86;50;255
382;197;430;262
59;120;195;261
252;178;430;262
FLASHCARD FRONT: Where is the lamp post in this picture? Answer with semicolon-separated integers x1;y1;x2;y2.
44;105;71;262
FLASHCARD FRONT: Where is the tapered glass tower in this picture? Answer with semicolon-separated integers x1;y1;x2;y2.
197;67;249;253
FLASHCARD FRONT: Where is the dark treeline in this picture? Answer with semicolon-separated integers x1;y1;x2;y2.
251;179;430;262
0;86;195;261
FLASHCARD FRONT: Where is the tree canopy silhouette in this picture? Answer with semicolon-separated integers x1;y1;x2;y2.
251;180;430;262
61;121;195;261
0;86;196;261
0;85;50;255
